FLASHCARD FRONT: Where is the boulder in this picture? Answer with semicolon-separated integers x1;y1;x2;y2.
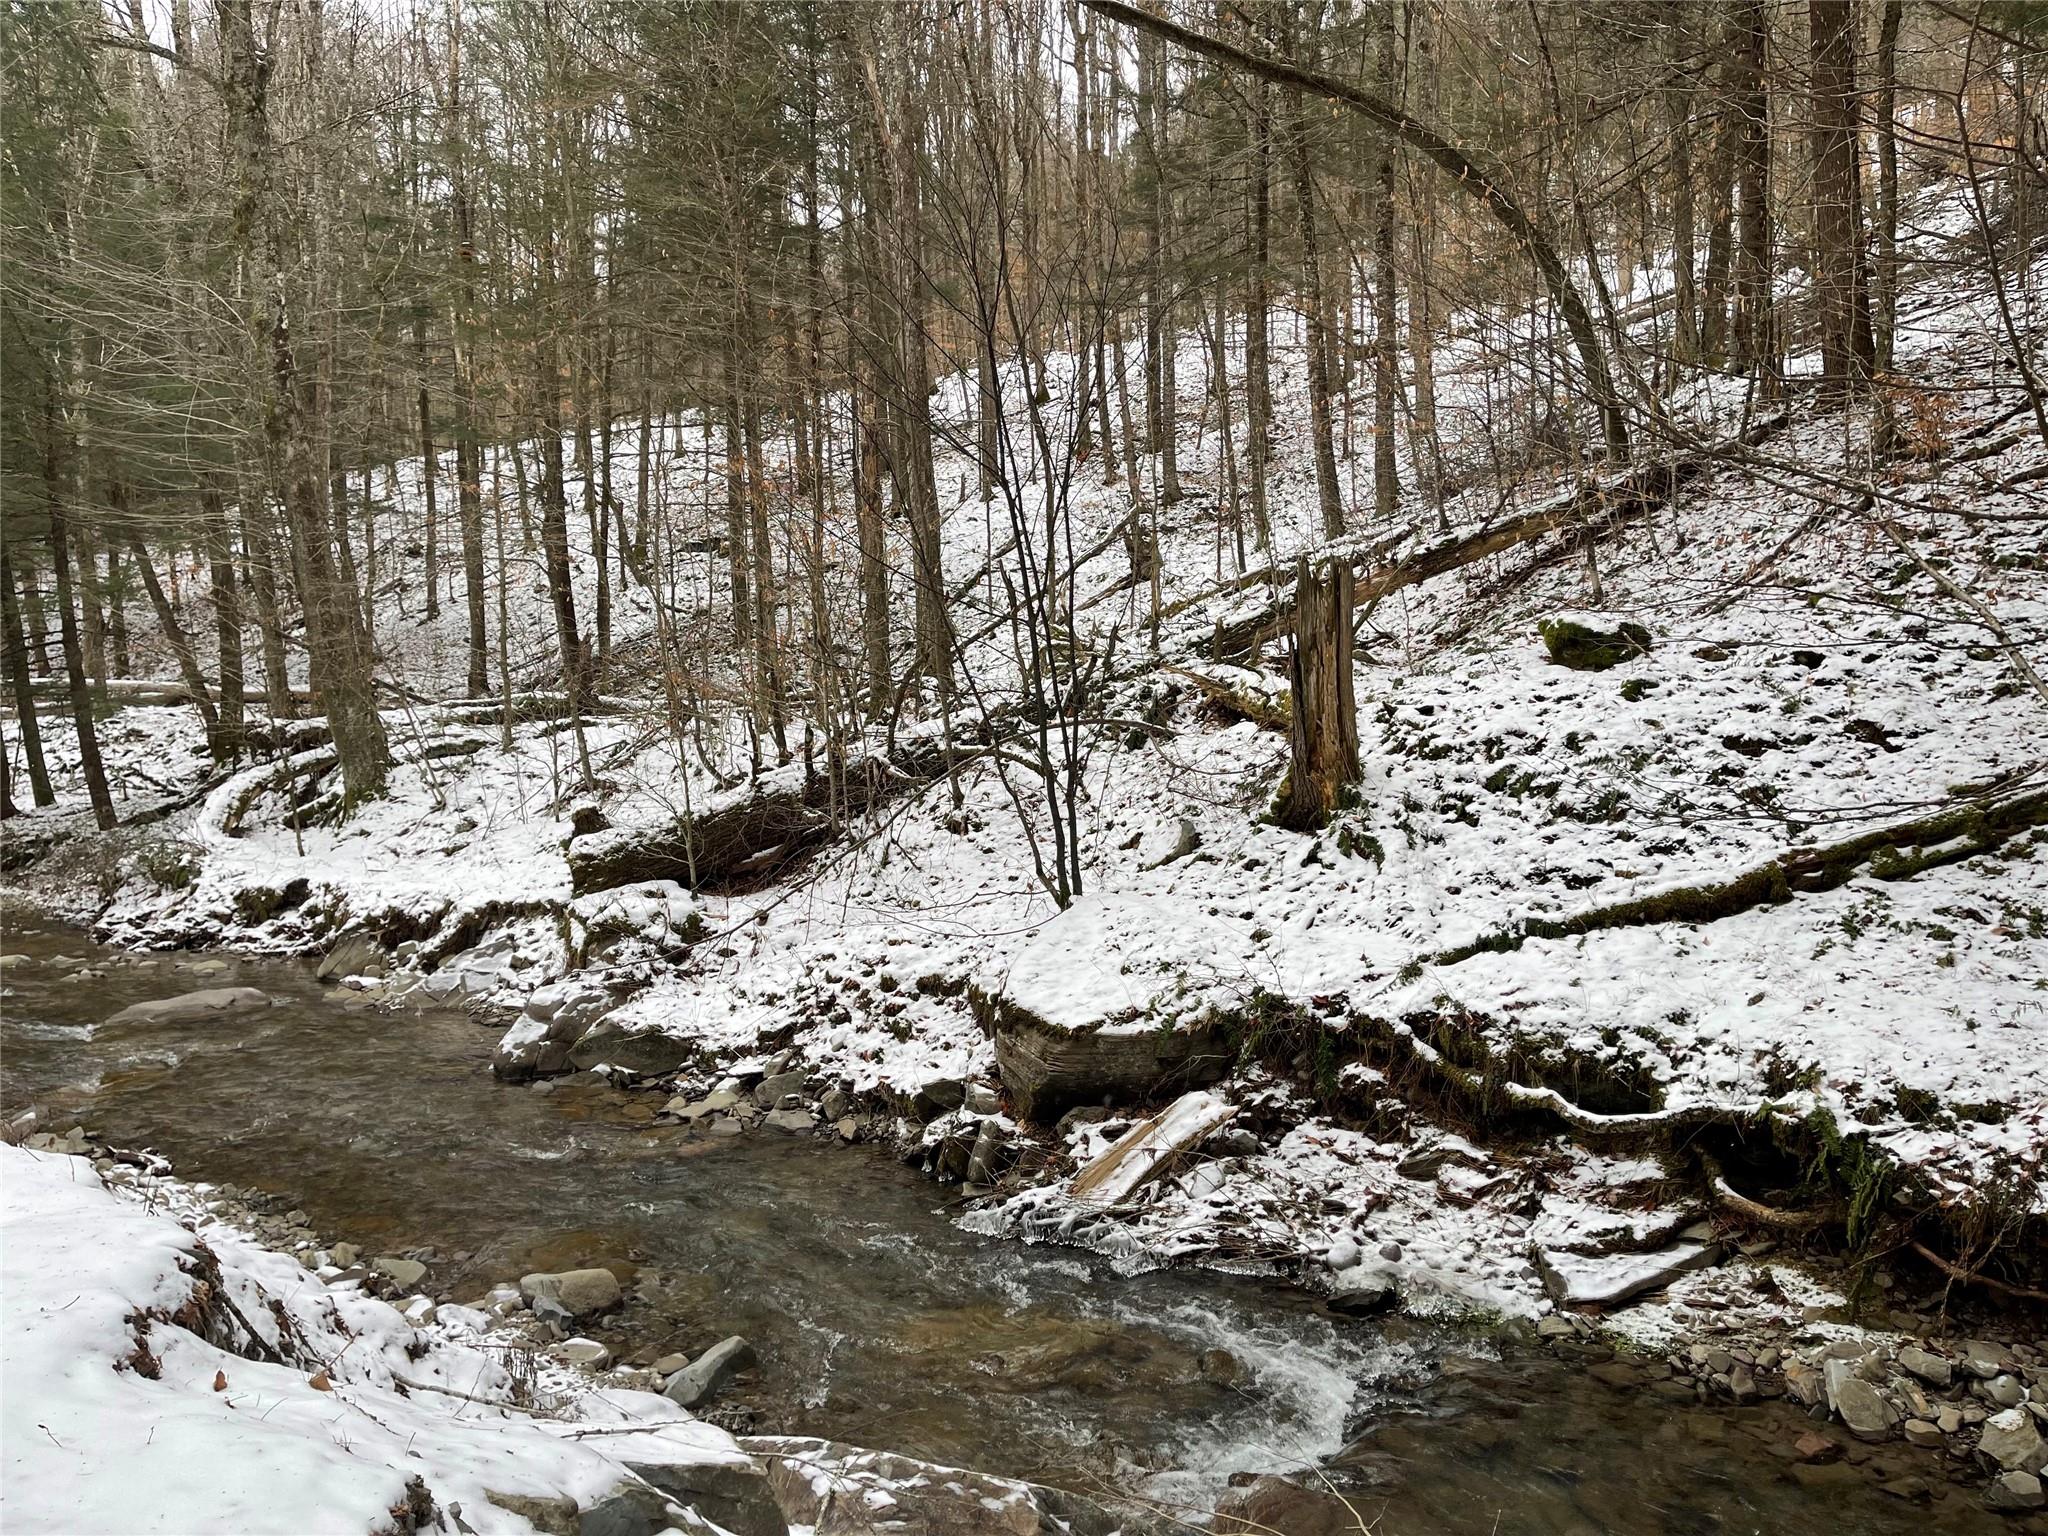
1069;1090;1236;1207
1538;617;1653;671
495;979;617;1080
315;932;384;982
663;1336;757;1409
520;1268;623;1319
103;987;272;1028
975;894;1244;1121
1831;1375;1897;1442
485;1491;580;1536
566;1016;693;1077
621;1443;786;1536
1980;1408;2048;1474
1212;1475;1365;1536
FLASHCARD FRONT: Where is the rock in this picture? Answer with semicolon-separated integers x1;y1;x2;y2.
976;895;1235;1121
1980;1408;2048;1473
1965;1340;2012;1380
962;1082;1002;1116
495;979;617;1080
577;1480;685;1536
663;1335;757;1409
1532;1240;1720;1309
1069;1090;1236;1207
1899;1345;1954;1389
1728;1364;1759;1404
834;1117;858;1141
819;1088;850;1120
520;1268;623;1319
553;1337;612;1370
753;1071;804;1108
315;932;384;982
742;1434;1128;1536
373;1256;427;1288
398;1296;436;1327
1538;617;1654;671
1378;1241;1403;1263
1988;1375;2026;1409
1213;1127;1260;1157
485;1490;581;1536
1214;1474;1362;1536
762;1109;815;1134
908;1077;965;1121
565;1017;692;1077
1794;1431;1842;1463
650;1354;689;1377
103;987;272;1028
1325;1236;1362;1271
965;1119;1010;1185
1536;1316;1579;1340
1831;1373;1897;1443
1903;1419;1945;1448
1939;1407;1964;1435
621;1442;786;1536
1327;1271;1398;1316
1987;1471;2045;1512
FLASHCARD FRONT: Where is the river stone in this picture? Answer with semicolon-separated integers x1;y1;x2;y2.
577;1480;685;1536
1980;1408;2048;1473
1987;1471;2045;1512
373;1256;427;1288
1828;1365;1897;1442
1899;1345;1953;1388
1214;1474;1361;1536
103;987;272;1028
1903;1419;1944;1448
520;1268;623;1319
762;1109;814;1134
752;1070;804;1108
663;1335;757;1409
315;932;384;982
565;1016;691;1077
495;980;617;1080
553;1338;612;1370
1987;1375;2026;1408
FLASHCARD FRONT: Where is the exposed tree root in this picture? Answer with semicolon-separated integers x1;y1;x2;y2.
1700;1153;1838;1232
1910;1240;2048;1303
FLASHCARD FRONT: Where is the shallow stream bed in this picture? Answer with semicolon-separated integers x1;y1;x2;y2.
0;918;2009;1533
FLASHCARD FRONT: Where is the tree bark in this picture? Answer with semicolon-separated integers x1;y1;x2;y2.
1275;555;1359;831
0;545;55;807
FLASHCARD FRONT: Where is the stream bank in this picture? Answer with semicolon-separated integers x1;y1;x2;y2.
2;917;2042;1531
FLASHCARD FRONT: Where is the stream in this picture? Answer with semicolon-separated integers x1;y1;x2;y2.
0;917;2009;1533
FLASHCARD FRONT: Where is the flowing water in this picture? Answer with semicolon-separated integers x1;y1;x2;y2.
0;918;2008;1533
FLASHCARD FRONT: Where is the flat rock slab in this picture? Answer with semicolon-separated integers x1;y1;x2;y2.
664;1335;757;1409
103;987;272;1028
1070;1090;1236;1208
1533;1239;1720;1309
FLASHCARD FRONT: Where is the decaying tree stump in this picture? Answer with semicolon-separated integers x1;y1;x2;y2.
1275;556;1359;830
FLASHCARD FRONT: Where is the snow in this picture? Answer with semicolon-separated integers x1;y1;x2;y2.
0;1144;745;1534
5;180;2044;1345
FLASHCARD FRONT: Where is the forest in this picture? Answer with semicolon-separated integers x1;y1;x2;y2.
2;1;2046;1533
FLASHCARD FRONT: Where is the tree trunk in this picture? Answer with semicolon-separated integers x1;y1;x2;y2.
46;453;116;830
1371;2;1400;524
1286;47;1346;540
1731;0;1775;378
206;487;246;763
415;305;439;619
1246;76;1275;551
1873;0;1903;371
127;533;223;755
1809;0;1875;394
1275;555;1359;831
0;545;55;807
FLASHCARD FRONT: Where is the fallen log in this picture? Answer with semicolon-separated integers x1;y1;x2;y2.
565;726;997;895
1428;771;2048;970
1199;414;1791;664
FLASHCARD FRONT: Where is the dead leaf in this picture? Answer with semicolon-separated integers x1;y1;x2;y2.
212;1371;227;1392
308;1371;331;1392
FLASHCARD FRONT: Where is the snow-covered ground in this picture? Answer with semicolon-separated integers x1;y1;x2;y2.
7;186;2045;1356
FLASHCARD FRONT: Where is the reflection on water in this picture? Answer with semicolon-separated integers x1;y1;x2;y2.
0;919;2007;1532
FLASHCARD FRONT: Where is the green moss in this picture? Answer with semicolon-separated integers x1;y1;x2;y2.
1539;618;1653;671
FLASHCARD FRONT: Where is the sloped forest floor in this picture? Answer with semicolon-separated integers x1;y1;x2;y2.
6;215;2048;1525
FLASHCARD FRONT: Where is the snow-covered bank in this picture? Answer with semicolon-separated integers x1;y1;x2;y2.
0;1140;1146;1535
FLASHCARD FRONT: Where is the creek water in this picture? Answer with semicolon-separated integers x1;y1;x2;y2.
0;917;2008;1533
